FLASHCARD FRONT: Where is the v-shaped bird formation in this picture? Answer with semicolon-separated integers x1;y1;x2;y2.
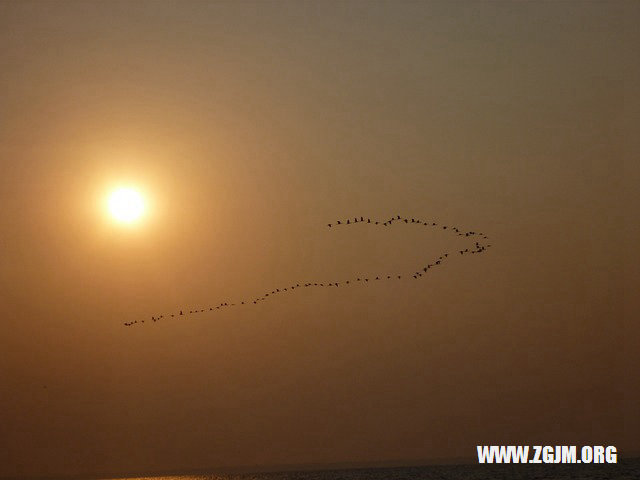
124;215;492;326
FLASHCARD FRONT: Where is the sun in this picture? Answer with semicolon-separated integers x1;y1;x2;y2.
107;187;145;223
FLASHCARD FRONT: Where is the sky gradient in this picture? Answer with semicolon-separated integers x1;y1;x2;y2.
1;1;639;478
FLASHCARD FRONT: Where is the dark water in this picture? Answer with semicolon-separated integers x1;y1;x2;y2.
108;458;640;480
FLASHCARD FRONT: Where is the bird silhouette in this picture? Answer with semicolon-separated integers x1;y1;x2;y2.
131;214;492;326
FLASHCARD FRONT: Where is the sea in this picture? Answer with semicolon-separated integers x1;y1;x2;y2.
104;459;640;480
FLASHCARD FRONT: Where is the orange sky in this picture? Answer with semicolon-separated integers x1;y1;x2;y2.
1;1;639;478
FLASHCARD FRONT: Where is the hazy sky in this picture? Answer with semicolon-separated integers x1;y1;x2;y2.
1;1;639;478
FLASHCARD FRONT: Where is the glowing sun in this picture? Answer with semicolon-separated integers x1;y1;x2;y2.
108;187;145;223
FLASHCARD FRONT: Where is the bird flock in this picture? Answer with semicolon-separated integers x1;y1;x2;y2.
124;215;492;327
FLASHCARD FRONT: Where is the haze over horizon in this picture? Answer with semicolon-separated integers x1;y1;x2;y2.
1;1;638;478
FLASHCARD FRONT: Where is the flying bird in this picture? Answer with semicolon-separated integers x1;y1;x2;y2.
131;214;492;327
